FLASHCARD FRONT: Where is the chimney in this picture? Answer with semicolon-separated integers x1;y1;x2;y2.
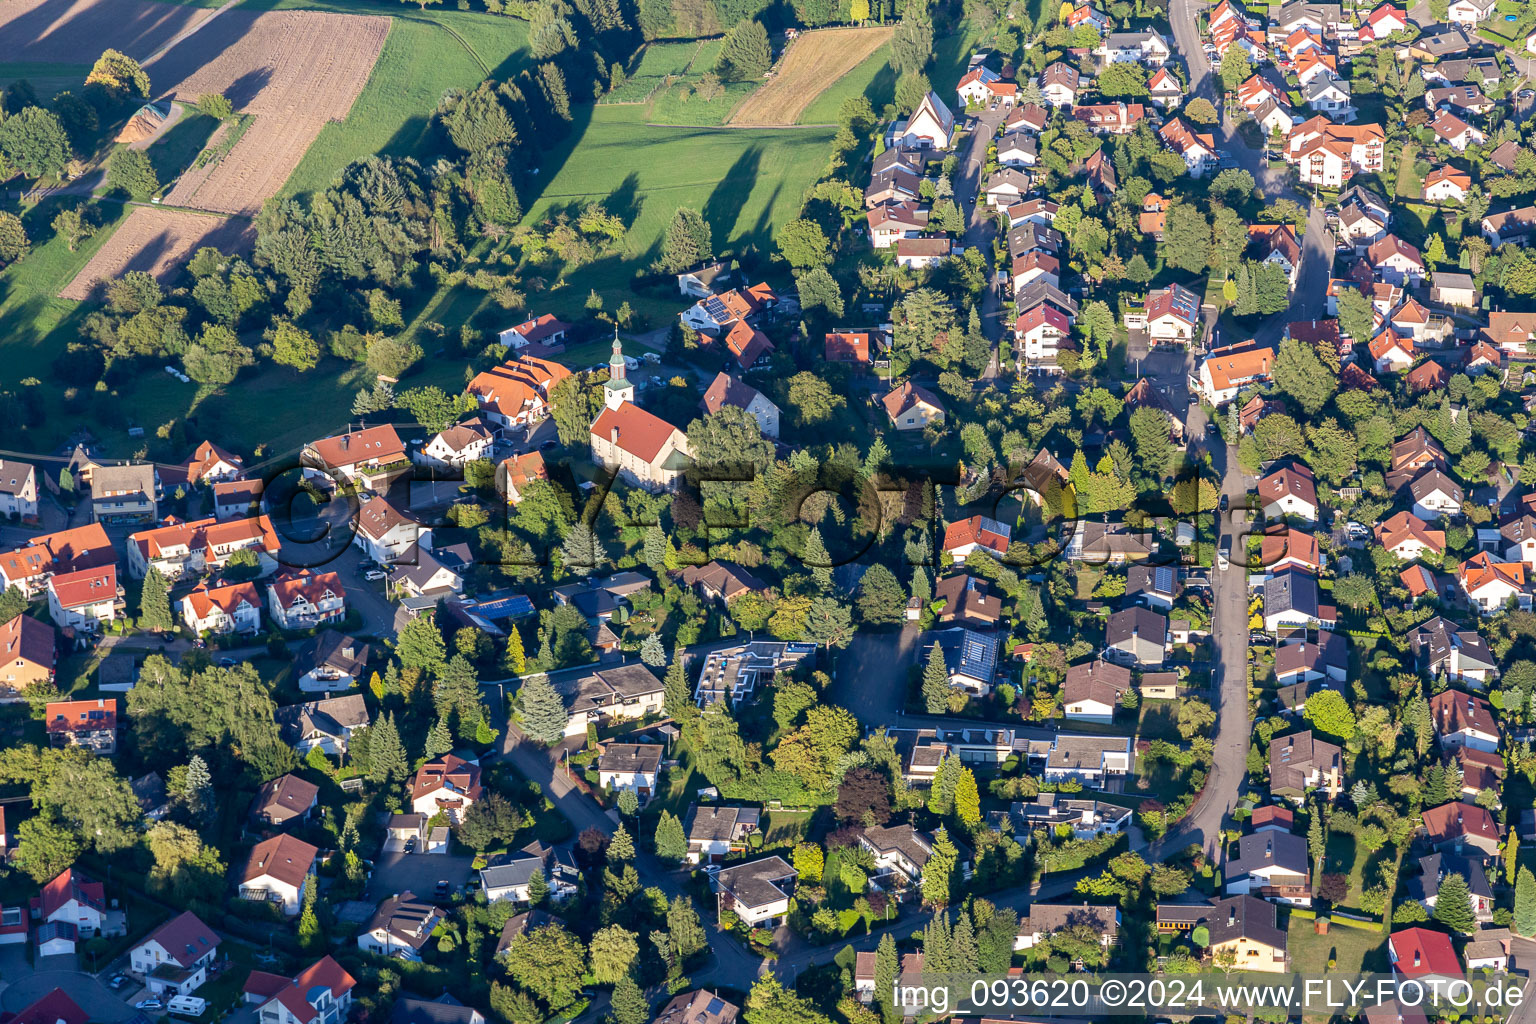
611;427;620;444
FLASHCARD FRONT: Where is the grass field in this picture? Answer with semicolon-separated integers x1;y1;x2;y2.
729;26;894;126
0;60;91;99
521;104;833;320
251;2;531;199
0;201;131;385
797;42;896;124
646;80;757;125
1286;914;1387;973
606;39;705;102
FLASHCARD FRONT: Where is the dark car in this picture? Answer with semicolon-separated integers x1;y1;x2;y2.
1218;494;1229;512
539;439;558;451
218;657;235;668
434;879;451;900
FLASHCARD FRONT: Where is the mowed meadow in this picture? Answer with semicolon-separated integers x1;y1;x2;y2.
519;103;836;321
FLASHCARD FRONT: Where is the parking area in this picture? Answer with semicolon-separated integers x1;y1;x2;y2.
366;850;476;901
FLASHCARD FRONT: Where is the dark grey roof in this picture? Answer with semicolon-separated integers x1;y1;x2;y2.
685;804;761;843
1105;607;1168;652
1406;851;1492;903
597;743;663;775
714;856;796;909
1411;616;1495;673
394;995;481;1024
929;628;1000;684
1225;829;1309;879
1264;571;1319;619
293;630;371;677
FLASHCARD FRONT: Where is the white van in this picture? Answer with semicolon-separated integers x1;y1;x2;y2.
167;995;207;1017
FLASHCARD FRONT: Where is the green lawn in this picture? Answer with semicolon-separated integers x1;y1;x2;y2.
797;44;896;125
520;104;835;321
251;2;532;200
0;61;92;99
0;199;131;386
646;80;757;126
1285;913;1388;972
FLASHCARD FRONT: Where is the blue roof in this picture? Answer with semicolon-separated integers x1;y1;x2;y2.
471;594;535;620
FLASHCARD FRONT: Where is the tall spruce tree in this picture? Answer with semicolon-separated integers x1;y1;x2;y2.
1433;872;1477;934
368;712;409;783
654;811;687;863
922;641;951;713
874;933;900;1024
519;673;570;744
803;527;833;590
1516;866;1536;936
139;567;173;631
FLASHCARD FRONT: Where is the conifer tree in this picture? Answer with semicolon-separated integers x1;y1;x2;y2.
922;641;951;713
608;824;635;862
874;933;899;1024
140;566;173;631
368;712;409;783
663;651;696;729
640;633;666;668
425;717;453;758
519;673;570;744
1516;866;1536;936
803;527;833;590
297;878;322;951
954;767;982;828
922;827;958;908
667;895;706;959
654;811;687;863
1433;872;1477;934
503;625;527;675
608;973;648;1024
952;907;980;973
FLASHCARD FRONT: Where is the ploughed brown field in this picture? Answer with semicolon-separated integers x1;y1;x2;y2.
147;9;389;215
726;26;893;127
0;0;212;63
59;207;254;301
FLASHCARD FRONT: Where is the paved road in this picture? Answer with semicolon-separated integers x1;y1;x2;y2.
955;107;1009;377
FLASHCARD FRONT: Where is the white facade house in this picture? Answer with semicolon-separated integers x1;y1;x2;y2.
266;571;346;630
416;418;494;470
179;581;262;635
130;912;220;997
238;834;317;916
0;461;39;521
351;499;419;565
714;857;797;927
891;91;955;150
596;744;663;801
46;566;120;631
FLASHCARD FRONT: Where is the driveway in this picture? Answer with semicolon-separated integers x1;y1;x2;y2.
1;967;135;1021
366;851;476;901
954;107;1009;376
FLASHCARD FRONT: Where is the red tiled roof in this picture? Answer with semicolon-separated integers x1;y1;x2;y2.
505;313;572;345
48;566;117;610
182;440;243;484
1391;927;1461;975
942;515;1010;555
8;989;87;1024
33;868;103;919
590;403;683;463
411;754;483;803
182;580;260;621
305;425;405;470
825;332;871;363
0;614;54;673
467;356;573;421
268;570;345;609
242;833;319;887
1420;802;1498;846
131;514;279;561
44;698;115;737
142;910;220;967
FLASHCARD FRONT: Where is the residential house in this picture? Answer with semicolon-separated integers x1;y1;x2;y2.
8;991;86;1024
956;66;1016;107
1137;283;1202;344
1459;551;1528;614
676;262;734;299
859;823;969;892
301;426;408;493
0;614;54;696
352;498;419;565
498;314;571;349
1284;117;1385;186
1274;633;1348;692
1040;62;1080;106
1407;852;1493;923
411;755;483;823
276;694;369;757
1421;801;1500;857
1430;109;1484;151
212;478;264;522
701;372;779;439
684;804;761;865
1065;521;1155;564
29;868;106;945
46;566;121;631
0;461;38;521
241;957;356;1024
1148;67;1182;106
693;641;814;707
1225;830;1312;905
1411;470;1463;522
292;630;371;693
1159;119;1217;175
1041;734;1133;787
654;991;738;1024
466;356;572;429
1263;570;1334;632
1258;464;1319;521
1154;896;1288;972
678;561;768;606
881;381;946;430
864;166;922;208
1062;660;1131;722
1195;344;1275;405
925;628;1001;695
250;774;320;827
130;911;220;997
1074;102;1144;134
1425;84;1493;115
90;463;159;524
44;698;115;754
1014;904;1120;950
417;418;494;470
1446;0;1495;26
713;857;797;926
480;844;579;904
266;571;346;630
357;893;444;962
866;202;928;248
824;330;876;367
895;236;952;269
1482;206;1536;248
1432;273;1478;308
941;515;1010;559
934;574;1003;627
1484;311;1536;354
1014;302;1072;369
238;834;318;915
1430;689;1500;753
984;168;1034;209
1095;28;1170;64
1269;730;1344;802
597;743;664;800
1000;793;1132;838
1260;525;1321;574
127;514;280;579
1375;511;1445;560
1368;235;1425;286
1411;617;1497;687
1104;607;1168;668
1337;184;1391;245
179;580;262;635
996;132;1038;169
498;451;549;506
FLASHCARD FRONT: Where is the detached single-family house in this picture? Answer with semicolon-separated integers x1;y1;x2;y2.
597;743;664;801
941;515;1010;559
684;804;761;865
1154;896;1288;972
1421;801;1500;858
293;630;372;693
266;571;346;630
250;774;320;828
1411;617;1497;686
1424;166;1471;203
1104;607;1168;668
44;698;115;754
1258;464;1319;522
859;823;969;892
179;581;262;635
1015;904;1119;951
130;911;220;997
713;856;797;927
302;425;408;493
241;957;356;1024
1430;689;1499;753
47;566;121;632
881;382;946;430
1224;830;1312;906
276;694;370;757
1269;730;1344;803
1062;660;1131;722
924;628;1001;696
417;418;495;470
411;755;483;824
1459;551;1529;614
238;834;318;916
1407;852;1493;923
1263;571;1334;632
498;314;570;349
357;892;444;962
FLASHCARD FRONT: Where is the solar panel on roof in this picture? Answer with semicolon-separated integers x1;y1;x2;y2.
706;999;725;1015
1154;566;1174;593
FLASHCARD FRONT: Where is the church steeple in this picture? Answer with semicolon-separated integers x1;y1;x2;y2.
603;327;634;410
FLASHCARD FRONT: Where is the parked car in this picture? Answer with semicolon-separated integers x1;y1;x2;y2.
434;880;451;901
218;658;235;668
108;975;129;991
404;837;417;854
540;439;558;451
364;569;388;581
136;1000;163;1011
